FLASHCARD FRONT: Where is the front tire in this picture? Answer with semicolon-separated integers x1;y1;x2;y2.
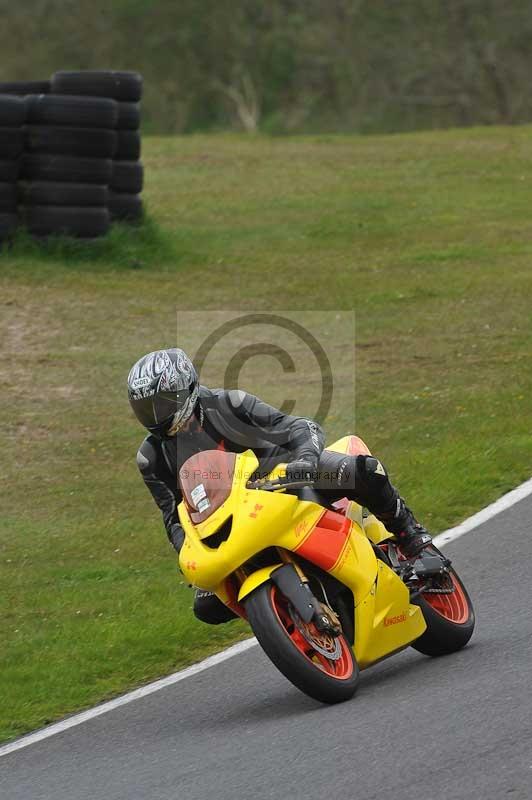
411;556;475;657
245;582;359;704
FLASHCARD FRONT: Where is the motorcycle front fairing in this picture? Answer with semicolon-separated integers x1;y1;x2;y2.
178;449;328;592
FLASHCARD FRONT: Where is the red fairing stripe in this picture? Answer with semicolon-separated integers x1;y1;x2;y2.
225;578;246;619
295;511;351;571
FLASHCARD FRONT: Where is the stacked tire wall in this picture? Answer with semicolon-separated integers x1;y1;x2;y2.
0;71;143;245
0;95;25;244
20;94;118;238
51;71;144;225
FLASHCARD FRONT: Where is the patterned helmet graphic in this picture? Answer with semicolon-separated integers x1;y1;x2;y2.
128;348;199;435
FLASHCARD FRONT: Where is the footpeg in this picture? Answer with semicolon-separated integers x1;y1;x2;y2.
413;554;450;578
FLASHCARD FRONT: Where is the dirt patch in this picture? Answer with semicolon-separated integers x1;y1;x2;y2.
51;385;84;399
0;290;63;397
6;421;52;442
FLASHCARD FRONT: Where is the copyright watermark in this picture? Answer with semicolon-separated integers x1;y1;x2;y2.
179;466;346;483
176;310;355;445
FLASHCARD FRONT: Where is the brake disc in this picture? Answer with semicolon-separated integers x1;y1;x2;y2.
289;607;342;660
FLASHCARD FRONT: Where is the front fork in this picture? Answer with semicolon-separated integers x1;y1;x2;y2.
274;549;341;635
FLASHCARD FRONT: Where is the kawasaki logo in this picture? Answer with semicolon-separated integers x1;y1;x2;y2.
384;613;407;627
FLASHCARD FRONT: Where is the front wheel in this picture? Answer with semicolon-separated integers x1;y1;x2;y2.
411;554;475;657
245;582;359;704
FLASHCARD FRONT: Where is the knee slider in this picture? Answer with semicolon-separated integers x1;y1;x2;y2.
193;591;217;624
357;455;388;479
194;591;236;625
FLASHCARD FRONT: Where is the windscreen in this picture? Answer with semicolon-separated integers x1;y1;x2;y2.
179;450;237;524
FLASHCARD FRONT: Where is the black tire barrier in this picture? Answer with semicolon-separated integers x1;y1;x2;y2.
25;205;110;238
26;94;118;130
1;70;144;238
21;154;113;185
110;160;144;194
51;71;142;103
0;212;18;241
0;80;50;96
0;127;24;159
0;159;19;182
24;125;117;159
109;191;143;223
0;182;17;212
19;181;108;208
0;95;27;126
115;130;141;161
117;102;140;131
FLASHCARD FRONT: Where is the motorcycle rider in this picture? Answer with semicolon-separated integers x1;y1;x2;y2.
128;348;432;625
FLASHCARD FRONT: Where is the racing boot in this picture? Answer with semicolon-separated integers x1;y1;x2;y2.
348;455;432;557
381;498;432;558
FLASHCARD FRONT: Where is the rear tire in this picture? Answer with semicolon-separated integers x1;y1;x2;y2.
411;555;475;657
245;582;359;704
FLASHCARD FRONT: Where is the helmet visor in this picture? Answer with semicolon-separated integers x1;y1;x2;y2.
130;390;181;431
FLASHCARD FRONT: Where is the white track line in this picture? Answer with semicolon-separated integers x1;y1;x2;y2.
2;476;532;758
0;639;257;758
433;476;532;547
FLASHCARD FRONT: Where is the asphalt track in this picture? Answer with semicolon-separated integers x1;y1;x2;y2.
2;496;532;800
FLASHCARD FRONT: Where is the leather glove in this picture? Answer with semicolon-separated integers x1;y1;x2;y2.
285;457;318;482
169;524;185;554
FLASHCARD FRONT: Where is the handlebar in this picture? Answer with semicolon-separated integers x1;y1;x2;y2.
246;476;316;492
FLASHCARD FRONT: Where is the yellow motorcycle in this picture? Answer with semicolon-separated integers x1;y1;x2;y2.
178;436;475;704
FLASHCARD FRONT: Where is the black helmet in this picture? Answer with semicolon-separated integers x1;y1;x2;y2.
127;348;199;437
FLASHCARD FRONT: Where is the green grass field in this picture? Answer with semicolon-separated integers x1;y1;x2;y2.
1;127;531;743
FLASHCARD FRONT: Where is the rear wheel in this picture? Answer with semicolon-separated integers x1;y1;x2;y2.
245;582;359;704
411;554;475;656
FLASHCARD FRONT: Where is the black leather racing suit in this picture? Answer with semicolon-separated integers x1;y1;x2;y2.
136;386;401;624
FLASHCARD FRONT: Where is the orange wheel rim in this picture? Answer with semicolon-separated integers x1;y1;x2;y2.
270;586;354;680
423;572;470;624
